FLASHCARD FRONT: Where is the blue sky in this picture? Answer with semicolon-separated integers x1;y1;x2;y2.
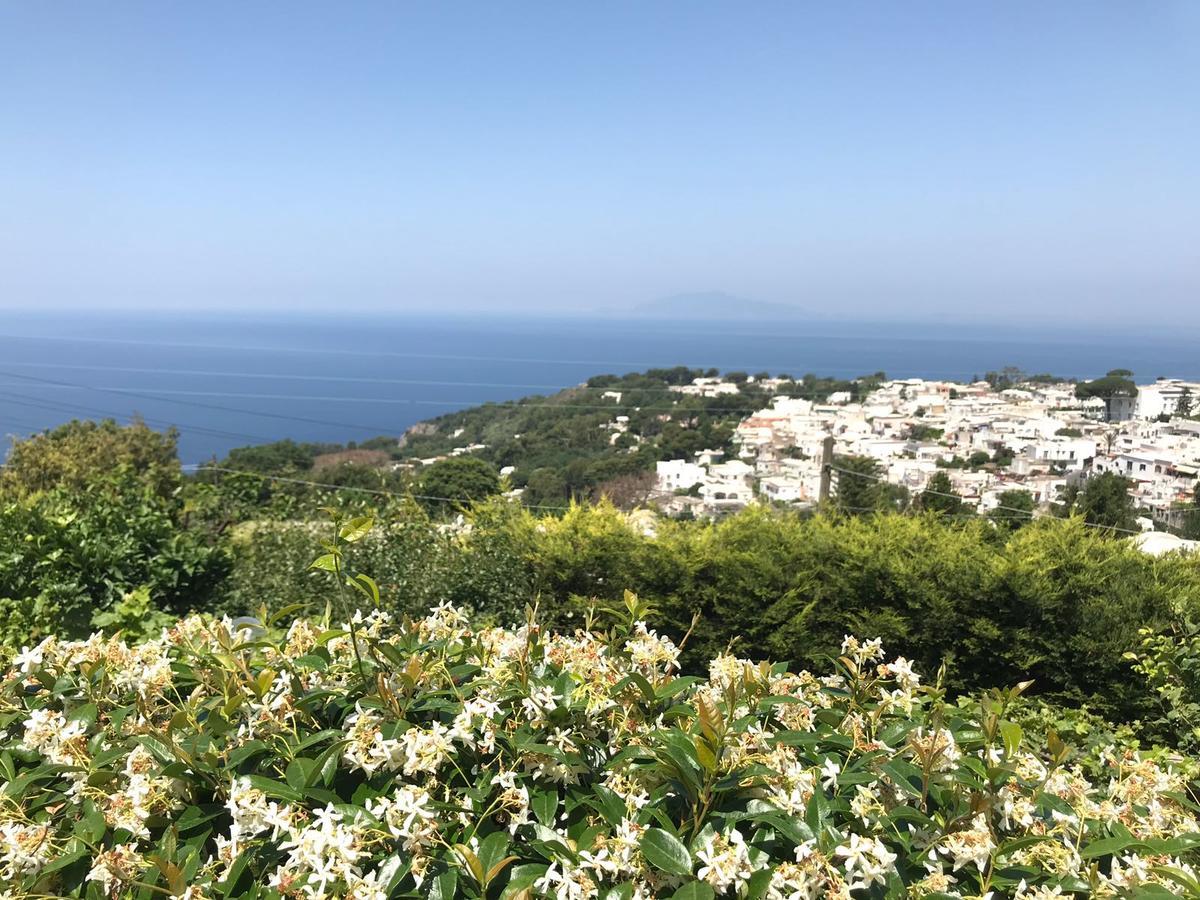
1;2;1197;323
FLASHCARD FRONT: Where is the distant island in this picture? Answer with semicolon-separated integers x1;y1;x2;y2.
631;291;810;320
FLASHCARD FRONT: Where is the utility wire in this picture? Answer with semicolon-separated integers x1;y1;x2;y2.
0;389;274;444
0;370;402;435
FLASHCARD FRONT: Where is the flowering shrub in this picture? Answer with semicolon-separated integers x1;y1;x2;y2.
2;595;1200;898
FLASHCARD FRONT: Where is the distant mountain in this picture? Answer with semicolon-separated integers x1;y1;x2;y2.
632;291;810;320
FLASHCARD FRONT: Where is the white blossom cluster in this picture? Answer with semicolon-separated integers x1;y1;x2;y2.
1;606;1197;898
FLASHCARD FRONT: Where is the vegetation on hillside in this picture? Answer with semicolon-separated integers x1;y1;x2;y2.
188;368;889;507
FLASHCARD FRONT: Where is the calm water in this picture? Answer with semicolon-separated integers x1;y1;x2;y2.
1;312;1196;464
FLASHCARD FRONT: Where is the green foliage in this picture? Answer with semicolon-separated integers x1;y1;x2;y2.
1181;503;1200;541
1075;375;1138;402
218;500;1188;726
919;471;962;515
1179;386;1196;418
219;438;337;474
1128;612;1200;754
0;473;229;649
967;450;991;469
91;585;175;643
1075;472;1139;533
4;605;1197;898
832;455;907;513
989;489;1035;531
0;417;179;501
417;456;502;511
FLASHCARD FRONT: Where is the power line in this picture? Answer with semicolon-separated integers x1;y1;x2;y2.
0;389;274;444
0;416;63;435
0;360;795;397
0;370;867;419
0;370;403;435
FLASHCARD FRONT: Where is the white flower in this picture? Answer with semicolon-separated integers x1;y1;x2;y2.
696;829;753;894
835;833;897;891
821;757;841;791
11;641;47;673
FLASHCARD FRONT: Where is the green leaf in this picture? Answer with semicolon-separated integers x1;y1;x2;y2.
285;758;312;791
339;516;375;543
309;552;340;573
348;573;381;605
137;734;177;765
429;868;458;900
641;827;693;877
532;789;558;826
268;603;307;625
246;775;304;804
670;882;715;900
38;844;90;877
587;784;628;826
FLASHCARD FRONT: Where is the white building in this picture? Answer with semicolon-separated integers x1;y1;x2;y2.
655;459;705;493
759;474;810;504
1137;379;1200;420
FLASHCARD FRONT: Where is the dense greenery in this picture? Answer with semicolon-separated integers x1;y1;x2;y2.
0;425;228;649
2;422;1200;734
200;498;1200;730
5;413;1200;896
3;417;1200;758
4;596;1199;898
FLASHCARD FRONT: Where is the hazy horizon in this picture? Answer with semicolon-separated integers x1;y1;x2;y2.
2;2;1198;325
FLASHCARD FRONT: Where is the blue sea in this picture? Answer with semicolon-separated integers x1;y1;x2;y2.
1;312;1197;465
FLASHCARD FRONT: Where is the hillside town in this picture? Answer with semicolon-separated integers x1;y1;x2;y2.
651;373;1200;532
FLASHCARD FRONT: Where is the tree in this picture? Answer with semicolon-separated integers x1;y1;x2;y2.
920;472;963;515
910;425;944;442
0;470;229;648
992;446;1016;467
1075;375;1138;421
1177;486;1200;540
1076;472;1138;534
1053;482;1081;518
990;489;1035;531
521;467;568;507
417;457;501;512
1;418;180;501
832;455;882;513
1178;387;1195;418
967;450;991;469
984;366;1026;390
832;455;908;513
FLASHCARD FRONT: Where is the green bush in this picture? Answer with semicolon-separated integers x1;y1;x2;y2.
0;474;229;649
216;503;1192;725
3;602;1197;898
